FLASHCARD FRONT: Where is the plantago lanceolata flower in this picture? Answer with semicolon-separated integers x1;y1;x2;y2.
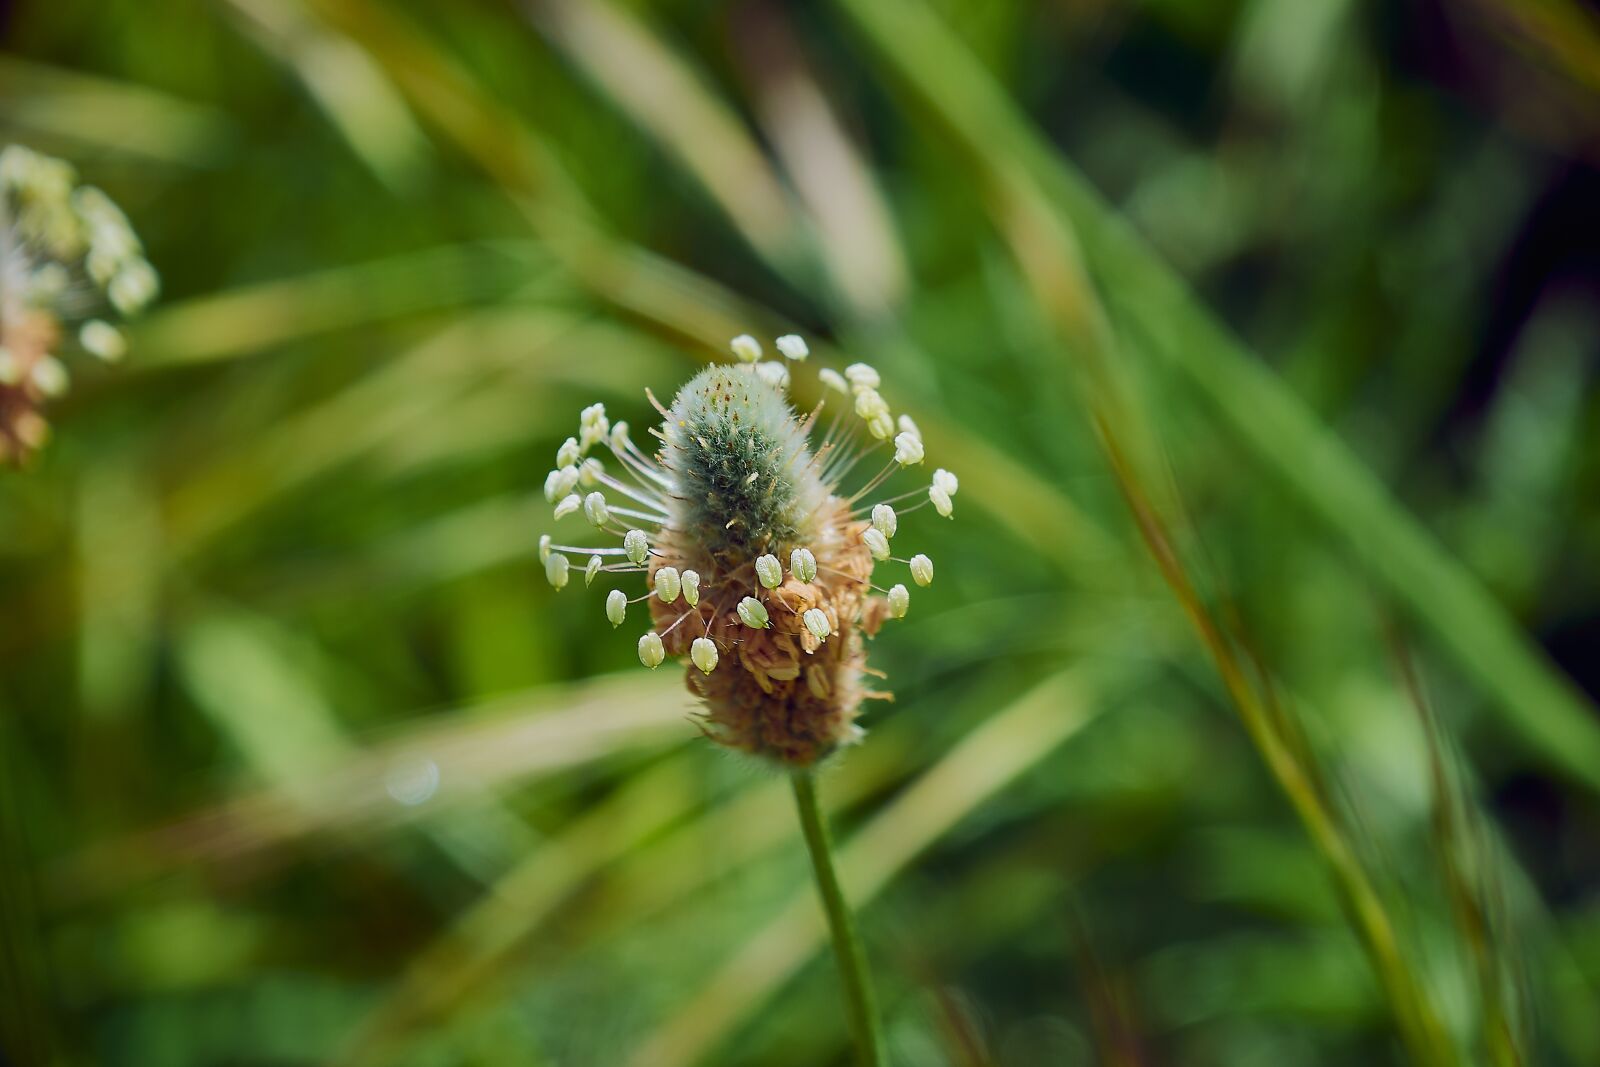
540;336;958;767
0;145;157;464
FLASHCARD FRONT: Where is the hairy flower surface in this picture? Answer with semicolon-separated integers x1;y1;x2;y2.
541;337;958;767
0;145;156;464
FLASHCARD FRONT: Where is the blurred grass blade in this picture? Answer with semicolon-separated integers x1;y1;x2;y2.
0;56;235;165
162;307;578;552
527;0;806;275
339;676;937;1060
224;0;431;189
737;4;908;317
828;2;1468;1059
131;242;551;368
627;668;1105;1067
1394;633;1528;1066
828;0;1600;793
336;754;705;1066
74;659;685;892
282;0;1116;580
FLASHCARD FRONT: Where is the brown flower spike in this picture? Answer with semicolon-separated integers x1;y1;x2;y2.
540;334;957;767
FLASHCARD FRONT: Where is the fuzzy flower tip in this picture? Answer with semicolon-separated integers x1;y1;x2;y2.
0;145;156;465
538;335;955;767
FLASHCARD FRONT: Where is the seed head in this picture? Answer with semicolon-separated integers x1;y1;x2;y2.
0;146;154;464
537;334;959;766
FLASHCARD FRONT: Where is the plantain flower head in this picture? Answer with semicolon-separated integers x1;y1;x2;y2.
539;336;956;766
0;145;157;464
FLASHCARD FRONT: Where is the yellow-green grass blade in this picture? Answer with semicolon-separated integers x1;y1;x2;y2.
627;667;1106;1067
828;0;1600;793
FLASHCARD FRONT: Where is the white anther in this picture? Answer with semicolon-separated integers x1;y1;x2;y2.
655;566;682;604
755;553;782;589
583;491;610;527
579;457;605;487
893;431;924;466
545;553;570;590
887;584;910;618
790;547;817;583
868;411;895;440
933;468;959;495
544;464;579;502
871;504;898;538
586;555;603;585
929;484;954;518
862;528;891;561
610;421;630;449
606;589;627;628
578;403;609;450
108;260;159;315
730;334;762;363
79;320;125;362
691;637;719;674
539;534;552;563
776;334;809;360
557;437;581;468
844;363;880;391
737;596;770;629
30;356;68;398
909;553;934;586
554;494;582;520
681;570;701;607
803;608;831;641
624;529;649;565
819;368;849;394
854;388;889;421
638;632;665;669
755;361;789;390
898;414;921;440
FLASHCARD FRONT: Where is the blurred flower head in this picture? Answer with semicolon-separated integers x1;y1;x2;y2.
541;335;957;767
0;144;157;464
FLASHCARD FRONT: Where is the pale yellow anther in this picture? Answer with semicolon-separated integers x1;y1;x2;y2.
655;567;682;604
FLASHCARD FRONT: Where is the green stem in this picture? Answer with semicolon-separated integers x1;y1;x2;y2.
790;769;885;1067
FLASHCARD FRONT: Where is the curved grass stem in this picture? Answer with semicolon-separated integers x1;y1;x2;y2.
790;769;884;1067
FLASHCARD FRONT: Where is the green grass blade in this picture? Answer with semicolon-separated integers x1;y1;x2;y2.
829;0;1600;792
